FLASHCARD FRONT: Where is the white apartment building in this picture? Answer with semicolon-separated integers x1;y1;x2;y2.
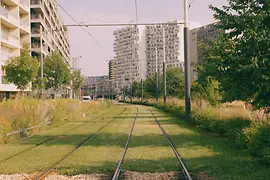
145;21;185;76
30;0;72;98
0;0;31;99
30;0;71;65
113;25;146;90
189;22;222;82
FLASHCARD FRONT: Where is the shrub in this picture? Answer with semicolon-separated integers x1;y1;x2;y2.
235;126;258;148
249;125;270;164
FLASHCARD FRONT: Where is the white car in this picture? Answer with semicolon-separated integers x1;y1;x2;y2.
82;96;91;102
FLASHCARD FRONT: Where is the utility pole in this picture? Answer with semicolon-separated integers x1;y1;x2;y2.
184;0;191;120
155;47;159;102
163;26;167;104
41;53;44;101
141;79;143;102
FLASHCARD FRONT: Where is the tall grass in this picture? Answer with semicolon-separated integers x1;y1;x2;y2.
0;98;112;142
128;97;270;164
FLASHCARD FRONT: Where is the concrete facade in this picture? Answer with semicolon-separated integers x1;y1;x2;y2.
30;0;71;66
113;25;146;92
145;21;185;76
189;22;222;82
83;75;114;99
0;0;31;94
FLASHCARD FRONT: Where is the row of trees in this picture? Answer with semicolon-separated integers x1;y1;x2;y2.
130;0;269;113
196;0;269;112
128;67;185;99
4;45;84;98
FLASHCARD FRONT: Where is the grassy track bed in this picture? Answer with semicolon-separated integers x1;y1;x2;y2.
154;108;270;180
52;107;138;175
0;107;126;174
122;107;179;173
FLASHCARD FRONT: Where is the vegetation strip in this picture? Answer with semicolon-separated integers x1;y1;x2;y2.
0;109;114;164
112;107;138;180
34;108;128;180
150;110;192;180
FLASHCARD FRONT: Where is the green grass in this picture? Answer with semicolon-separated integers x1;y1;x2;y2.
0;107;125;174
0;105;269;180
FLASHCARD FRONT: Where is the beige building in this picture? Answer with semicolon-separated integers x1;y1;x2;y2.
113;25;146;91
30;0;71;65
31;0;72;98
108;59;115;80
189;22;222;82
0;0;31;98
145;21;184;76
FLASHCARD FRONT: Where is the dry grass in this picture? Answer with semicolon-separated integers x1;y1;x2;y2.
0;98;112;141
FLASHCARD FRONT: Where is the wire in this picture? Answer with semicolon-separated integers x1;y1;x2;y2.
55;1;111;57
189;0;196;9
64;22;184;27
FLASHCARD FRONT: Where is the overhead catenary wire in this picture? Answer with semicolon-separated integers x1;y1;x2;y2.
188;0;196;9
55;1;111;57
63;22;184;27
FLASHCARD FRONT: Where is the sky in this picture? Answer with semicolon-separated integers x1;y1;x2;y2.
58;0;227;76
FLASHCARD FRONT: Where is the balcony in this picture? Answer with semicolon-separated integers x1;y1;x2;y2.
20;0;30;12
30;0;40;5
20;19;30;32
1;30;20;48
0;6;19;26
31;14;42;21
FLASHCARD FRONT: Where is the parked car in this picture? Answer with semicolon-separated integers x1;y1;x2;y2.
82;96;91;102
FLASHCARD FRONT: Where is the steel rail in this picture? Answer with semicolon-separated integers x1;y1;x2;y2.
33;108;128;180
150;110;193;180
0;109;114;164
112;107;139;180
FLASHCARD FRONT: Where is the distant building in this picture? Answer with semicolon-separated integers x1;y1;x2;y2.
0;0;31;99
113;26;147;92
72;57;80;71
189;22;223;82
83;75;114;99
108;59;115;80
145;20;185;76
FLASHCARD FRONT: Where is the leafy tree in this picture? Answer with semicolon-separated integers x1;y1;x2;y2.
44;52;71;98
71;70;84;98
166;67;185;98
143;67;185;98
5;45;39;97
191;78;222;107
130;81;141;98
144;73;163;98
199;0;270;111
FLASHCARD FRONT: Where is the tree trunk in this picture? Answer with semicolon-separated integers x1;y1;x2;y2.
54;89;56;99
22;88;25;99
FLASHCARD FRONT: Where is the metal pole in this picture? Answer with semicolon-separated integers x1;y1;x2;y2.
163;26;167;104
141;79;143;102
155;47;159;102
184;0;191;120
41;53;44;101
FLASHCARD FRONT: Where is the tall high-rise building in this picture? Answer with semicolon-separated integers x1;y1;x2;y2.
30;0;71;66
0;0;31;98
30;0;72;97
189;22;222;82
145;21;185;76
113;25;146;90
108;59;115;80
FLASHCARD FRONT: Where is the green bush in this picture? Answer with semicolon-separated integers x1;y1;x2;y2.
250;125;270;164
235;126;258;148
